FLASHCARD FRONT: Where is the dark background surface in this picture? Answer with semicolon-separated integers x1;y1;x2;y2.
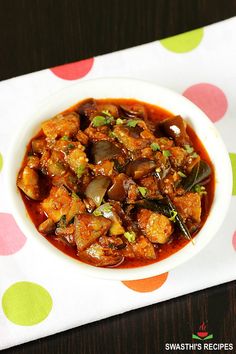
1;0;236;353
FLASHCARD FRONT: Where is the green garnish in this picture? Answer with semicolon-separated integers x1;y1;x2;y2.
168;210;178;222
127;119;139;127
184;144;194;154
138;186;148;197
67;143;75;149
93;209;102;216
124;231;136;243
102;110;112;117
194;184;207;196
92;116;108;127
101;204;113;213
61;135;69;141
109;131;116;138
150;142;160;151
92;113;114;127
76;165;85;178
93;203;113;216
177;171;187;178
162;150;171;157
191;152;199;159
116;118;123;125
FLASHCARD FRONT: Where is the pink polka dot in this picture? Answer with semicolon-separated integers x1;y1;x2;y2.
183;83;228;122
0;213;26;255
50;58;94;80
232;231;236;251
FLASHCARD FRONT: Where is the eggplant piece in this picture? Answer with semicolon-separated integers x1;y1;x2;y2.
76;98;97;130
85;176;111;207
182;160;211;192
137;209;173;244
120;104;147;119
165;196;192;241
160;115;190;146
93;203;125;235
107;173;128;201
74;214;111;251
127;125;143;138
38;218;55;234
131;236;156;259
31;138;47;154
17;166;41;200
42;113;80;140
132;197;192;241
96;103;119;118
125;158;156;179
91;141;122;164
79;243;124;267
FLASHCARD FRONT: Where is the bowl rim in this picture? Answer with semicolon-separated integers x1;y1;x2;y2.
4;77;233;280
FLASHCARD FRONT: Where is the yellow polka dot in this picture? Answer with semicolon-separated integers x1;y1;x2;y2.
160;28;204;53
2;281;53;326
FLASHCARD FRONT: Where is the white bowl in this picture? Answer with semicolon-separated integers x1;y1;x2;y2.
5;78;232;280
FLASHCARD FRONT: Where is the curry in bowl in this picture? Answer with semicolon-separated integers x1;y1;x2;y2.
17;98;214;268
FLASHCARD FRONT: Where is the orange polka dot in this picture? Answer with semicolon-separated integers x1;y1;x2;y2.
50;58;94;80
122;272;168;292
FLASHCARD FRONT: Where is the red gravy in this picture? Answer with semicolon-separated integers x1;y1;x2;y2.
20;99;215;268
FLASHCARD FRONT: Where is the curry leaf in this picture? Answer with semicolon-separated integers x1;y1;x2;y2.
182;160;211;191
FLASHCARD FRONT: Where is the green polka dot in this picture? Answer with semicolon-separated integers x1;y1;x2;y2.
2;281;53;326
0;152;3;172
160;28;204;53
229;153;236;196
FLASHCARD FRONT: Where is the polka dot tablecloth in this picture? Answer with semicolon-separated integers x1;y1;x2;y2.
0;18;236;350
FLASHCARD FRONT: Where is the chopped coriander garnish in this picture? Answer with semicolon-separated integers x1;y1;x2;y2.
92;116;108;127
102;110;112;117
109;131;116;138
162;150;171;157
101;203;113;213
61;135;69;141
116;118;123;125
76;165;85;178
150;142;160;151
124;231;136;243
191;152;199;159
67;143;75;149
168;210;178;222
184;144;194;154
93;209;102;216
194;184;207;196
92;114;114;127
93;203;112;216
138;186;148;197
127;119;139;127
177;171;187;178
